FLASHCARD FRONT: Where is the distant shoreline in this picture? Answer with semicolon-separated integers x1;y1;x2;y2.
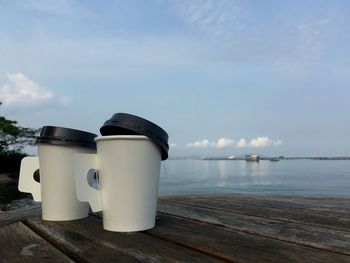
169;157;350;161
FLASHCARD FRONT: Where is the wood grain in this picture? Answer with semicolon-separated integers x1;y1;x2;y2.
0;222;73;263
158;200;350;255
147;212;350;263
0;206;41;227
160;195;350;231
25;216;223;263
1;195;349;263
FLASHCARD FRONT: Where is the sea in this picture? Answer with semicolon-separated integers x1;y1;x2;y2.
159;159;350;197
2;159;350;209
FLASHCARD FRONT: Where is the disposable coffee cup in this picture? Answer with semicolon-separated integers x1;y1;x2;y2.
75;135;162;231
74;113;169;232
18;126;97;221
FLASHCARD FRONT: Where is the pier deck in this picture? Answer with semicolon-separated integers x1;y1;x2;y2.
0;194;350;262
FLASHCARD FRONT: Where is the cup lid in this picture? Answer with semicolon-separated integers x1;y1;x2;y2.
36;126;97;150
100;113;169;160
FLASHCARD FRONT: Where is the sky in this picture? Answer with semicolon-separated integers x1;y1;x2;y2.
0;0;349;157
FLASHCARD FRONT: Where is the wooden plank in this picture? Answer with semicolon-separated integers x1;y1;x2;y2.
243;195;350;209
160;194;350;210
147;212;350;263
161;194;350;214
0;206;41;227
161;196;350;231
25;216;223;263
0;222;73;263
197;195;350;228
158;200;350;255
206;195;350;213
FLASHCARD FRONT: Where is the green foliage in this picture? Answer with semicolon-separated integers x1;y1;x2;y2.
0;102;39;154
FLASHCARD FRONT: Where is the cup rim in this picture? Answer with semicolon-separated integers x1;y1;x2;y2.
94;135;149;142
36;126;97;150
99;113;169;160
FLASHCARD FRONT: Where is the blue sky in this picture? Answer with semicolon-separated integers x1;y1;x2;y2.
0;0;349;157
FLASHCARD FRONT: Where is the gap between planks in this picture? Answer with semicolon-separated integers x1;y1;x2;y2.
160;197;350;232
89;212;231;262
159;201;350;256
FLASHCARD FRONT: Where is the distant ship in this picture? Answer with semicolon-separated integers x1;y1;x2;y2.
270;158;280;162
246;155;260;162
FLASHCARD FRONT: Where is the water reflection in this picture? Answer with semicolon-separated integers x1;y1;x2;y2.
218;161;228;178
217;161;228;187
237;160;248;177
243;161;273;177
160;160;275;190
216;161;273;187
160;159;350;196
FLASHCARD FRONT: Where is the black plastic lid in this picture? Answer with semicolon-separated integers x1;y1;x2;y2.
100;113;169;160
36;126;97;150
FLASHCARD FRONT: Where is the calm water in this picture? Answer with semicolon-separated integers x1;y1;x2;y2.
159;160;350;197
2;159;350;206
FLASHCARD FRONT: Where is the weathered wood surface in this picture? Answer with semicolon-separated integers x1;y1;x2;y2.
0;222;72;263
0;194;349;263
161;195;350;231
149;213;350;263
0;206;41;227
25;216;222;263
157;200;350;255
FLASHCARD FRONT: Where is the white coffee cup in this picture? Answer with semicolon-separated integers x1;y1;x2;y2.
18;126;97;221
74;135;161;232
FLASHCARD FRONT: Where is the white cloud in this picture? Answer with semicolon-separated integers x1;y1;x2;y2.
185;137;235;149
170;143;178;148
216;138;235;149
0;73;53;106
249;137;271;148
0;73;70;107
179;137;282;150
238;137;283;148
237;138;247;148
185;139;212;149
